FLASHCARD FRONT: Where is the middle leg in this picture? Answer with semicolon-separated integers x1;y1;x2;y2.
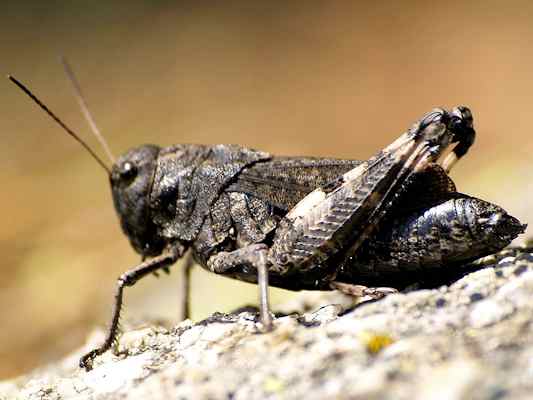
207;244;273;329
178;252;195;322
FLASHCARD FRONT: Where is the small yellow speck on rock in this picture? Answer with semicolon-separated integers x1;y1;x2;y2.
358;331;395;354
263;376;285;393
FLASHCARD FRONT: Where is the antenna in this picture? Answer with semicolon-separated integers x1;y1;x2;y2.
60;56;116;164
8;75;111;174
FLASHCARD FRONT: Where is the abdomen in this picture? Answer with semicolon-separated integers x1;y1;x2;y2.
334;195;524;288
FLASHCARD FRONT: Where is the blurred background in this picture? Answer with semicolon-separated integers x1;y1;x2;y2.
1;0;532;378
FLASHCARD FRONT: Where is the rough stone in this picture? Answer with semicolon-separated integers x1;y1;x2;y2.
2;247;533;400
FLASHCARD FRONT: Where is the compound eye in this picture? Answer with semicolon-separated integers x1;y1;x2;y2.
119;161;138;184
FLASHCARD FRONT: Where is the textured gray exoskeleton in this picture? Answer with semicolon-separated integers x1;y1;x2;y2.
8;75;526;371
89;105;522;370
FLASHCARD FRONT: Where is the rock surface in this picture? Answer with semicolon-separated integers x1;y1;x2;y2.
2;247;533;400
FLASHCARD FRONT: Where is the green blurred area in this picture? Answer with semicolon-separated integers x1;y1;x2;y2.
1;0;532;378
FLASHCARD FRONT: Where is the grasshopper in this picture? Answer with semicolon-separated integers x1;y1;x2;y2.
9;67;525;370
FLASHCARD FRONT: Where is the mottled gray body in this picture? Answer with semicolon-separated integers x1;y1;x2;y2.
108;107;523;292
199;157;521;291
83;106;524;369
110;137;522;292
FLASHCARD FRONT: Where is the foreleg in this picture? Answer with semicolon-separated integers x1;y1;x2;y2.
79;247;181;371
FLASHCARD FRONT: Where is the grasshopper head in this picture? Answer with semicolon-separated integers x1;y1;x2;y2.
110;144;166;257
7;75;171;258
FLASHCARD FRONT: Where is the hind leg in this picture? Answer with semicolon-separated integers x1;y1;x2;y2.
329;281;398;299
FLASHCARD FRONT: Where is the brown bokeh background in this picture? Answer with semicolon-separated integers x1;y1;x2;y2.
1;1;532;378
